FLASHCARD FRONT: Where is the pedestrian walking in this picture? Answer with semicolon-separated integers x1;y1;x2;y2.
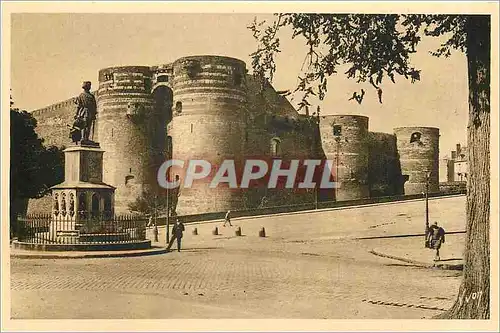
223;210;232;227
428;222;446;261
171;219;185;252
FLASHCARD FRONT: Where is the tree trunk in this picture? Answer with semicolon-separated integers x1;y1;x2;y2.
438;15;490;319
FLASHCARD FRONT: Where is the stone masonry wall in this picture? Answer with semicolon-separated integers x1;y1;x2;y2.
319;115;370;201
394;127;440;195
169;56;248;215
367;132;403;196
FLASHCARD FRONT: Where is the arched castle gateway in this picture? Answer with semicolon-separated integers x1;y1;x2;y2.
27;55;440;215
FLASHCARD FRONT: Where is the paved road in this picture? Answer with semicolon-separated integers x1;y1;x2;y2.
10;196;465;319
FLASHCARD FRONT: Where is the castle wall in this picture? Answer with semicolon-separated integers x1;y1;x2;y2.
394;127;440;194
25;55;443;216
259;115;318;207
30;98;77;148
97;66;163;213
168;56;248;215
27;97;83;214
367;132;403;196
319;115;370;201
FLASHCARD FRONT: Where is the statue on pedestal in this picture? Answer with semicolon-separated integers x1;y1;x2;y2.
70;81;98;145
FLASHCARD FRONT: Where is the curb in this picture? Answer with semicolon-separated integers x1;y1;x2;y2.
356;230;465;240
369;249;463;270
10;246;168;259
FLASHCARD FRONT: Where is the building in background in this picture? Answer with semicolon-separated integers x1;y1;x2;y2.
440;143;468;183
452;144;468;182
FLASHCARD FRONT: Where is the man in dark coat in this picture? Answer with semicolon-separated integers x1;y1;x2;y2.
171;219;185;252
429;222;446;261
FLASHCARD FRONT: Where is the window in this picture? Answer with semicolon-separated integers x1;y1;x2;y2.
103;73;113;81
91;193;100;218
175;101;182;114
270;138;281;157
144;78;152;91
333;125;342;136
410;132;422;143
78;193;87;218
125;174;135;186
157;75;169;83
104;194;112;212
166;136;173;154
61;193;67;217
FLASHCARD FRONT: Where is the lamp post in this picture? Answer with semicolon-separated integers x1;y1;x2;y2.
166;183;170;246
335;136;341;202
425;171;431;224
424;171;431;247
166;138;172;247
314;187;318;210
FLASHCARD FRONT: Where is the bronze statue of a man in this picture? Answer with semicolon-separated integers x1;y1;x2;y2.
72;81;97;143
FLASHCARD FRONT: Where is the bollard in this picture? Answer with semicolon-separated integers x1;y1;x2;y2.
212;226;219;235
235;226;242;236
259;227;266;237
192;227;198;236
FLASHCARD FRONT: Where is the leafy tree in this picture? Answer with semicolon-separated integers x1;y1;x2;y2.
128;188;167;219
249;14;490;319
10;101;65;232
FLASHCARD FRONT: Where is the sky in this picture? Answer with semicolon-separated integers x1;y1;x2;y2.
10;13;469;157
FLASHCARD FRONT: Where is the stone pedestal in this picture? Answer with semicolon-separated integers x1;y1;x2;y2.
50;142;115;237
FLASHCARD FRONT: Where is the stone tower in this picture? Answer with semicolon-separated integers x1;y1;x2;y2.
168;56;249;215
319;115;370;201
96;66;164;213
394;126;440;195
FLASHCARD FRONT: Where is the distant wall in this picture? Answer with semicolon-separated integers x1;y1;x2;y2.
30;97;77;148
27;98;78;215
367;132;403;197
439;182;466;194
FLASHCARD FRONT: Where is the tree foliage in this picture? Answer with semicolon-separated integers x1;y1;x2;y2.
10;103;64;201
128;189;167;217
249;14;471;110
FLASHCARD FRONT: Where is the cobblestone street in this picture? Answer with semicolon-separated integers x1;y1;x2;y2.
10;196;465;319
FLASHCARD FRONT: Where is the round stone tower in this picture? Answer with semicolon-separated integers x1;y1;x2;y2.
168;55;248;215
394;127;440;195
319;115;370;201
97;66;163;213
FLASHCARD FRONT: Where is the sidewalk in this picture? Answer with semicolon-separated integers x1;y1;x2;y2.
368;233;464;270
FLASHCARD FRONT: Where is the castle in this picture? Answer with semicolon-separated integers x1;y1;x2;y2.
27;55;440;216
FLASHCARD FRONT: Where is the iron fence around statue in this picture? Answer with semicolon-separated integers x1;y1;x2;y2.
16;214;147;244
